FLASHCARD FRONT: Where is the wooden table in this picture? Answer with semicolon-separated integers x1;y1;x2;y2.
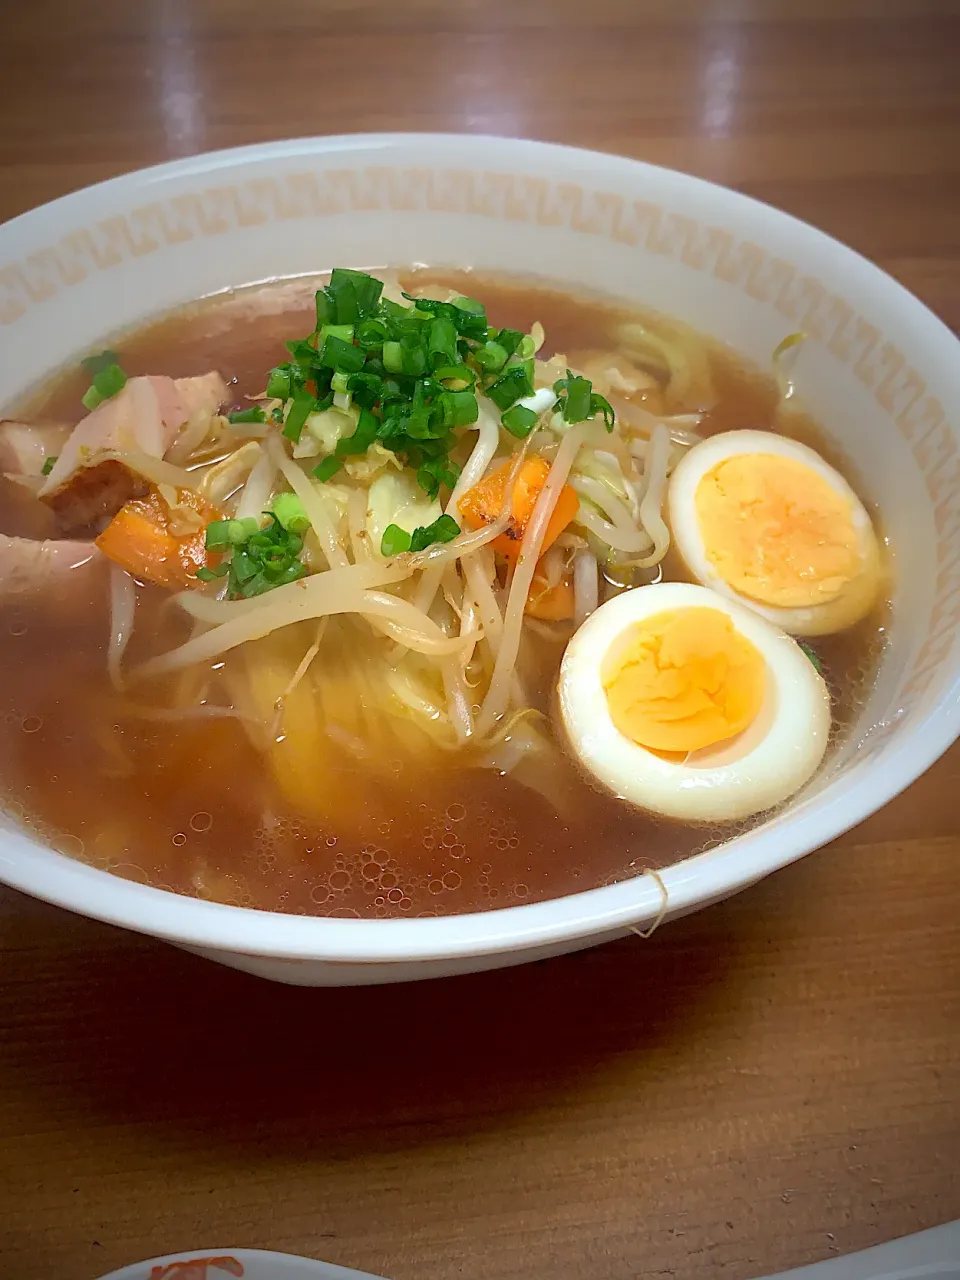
1;2;959;1278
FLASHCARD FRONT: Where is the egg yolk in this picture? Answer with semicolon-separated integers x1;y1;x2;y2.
601;607;765;754
694;453;861;608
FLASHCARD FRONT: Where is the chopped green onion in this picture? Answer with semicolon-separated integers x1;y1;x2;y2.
231;549;258;584
320;323;355;345
204;520;235;551
454;295;485;315
266;367;292;400
409;514;460;553
80;349;120;376
798;640;824;674
318;335;365;374
475;341;509;374
428;316;459;367
331;371;351;394
416;456;459;500
272;492;310;535
329;268;383;321
195;564;230;582
432;363;477;388
590;391;616;430
313;456;342;483
315;287;336;328
382;341;404;375
81;363;127;412
485;365;533;411
439;389;479;428
335;407;379;458
205;513;310;600
286;338;320;369
228;406;266;425
356;317;389;350
345;371;383;409
494;328;525;359
501;404;538;438
380;524;412;557
40;456;57;476
282;389;317;443
204;517;260;552
554;371;593;423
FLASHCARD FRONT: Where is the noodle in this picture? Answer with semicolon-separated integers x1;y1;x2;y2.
198;440;262;507
477;427;583;735
107;564;136;690
634;422;672;567
448;397;500;510
573;550;599;624
266;433;348;569
462;547;504;659
575;504;655;556
347;487;371;563
235;445;278;523
173;559;409;625
100;451;202;492
166;410;219;466
571;475;651;551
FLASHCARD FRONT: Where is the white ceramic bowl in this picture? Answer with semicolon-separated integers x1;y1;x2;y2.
97;1248;385;1279
1;134;959;986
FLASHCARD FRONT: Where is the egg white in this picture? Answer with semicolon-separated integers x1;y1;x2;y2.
668;429;882;636
557;581;831;823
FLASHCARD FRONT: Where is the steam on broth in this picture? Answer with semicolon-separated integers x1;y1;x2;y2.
0;271;886;917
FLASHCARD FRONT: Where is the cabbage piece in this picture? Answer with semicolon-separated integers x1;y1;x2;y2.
291;404;359;460
366;469;442;555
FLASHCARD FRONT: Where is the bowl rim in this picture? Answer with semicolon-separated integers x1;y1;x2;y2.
2;130;959;964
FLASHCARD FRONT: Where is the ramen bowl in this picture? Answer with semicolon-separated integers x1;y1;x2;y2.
1;134;958;986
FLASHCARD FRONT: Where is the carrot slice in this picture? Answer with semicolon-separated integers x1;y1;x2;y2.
458;456;579;563
96;488;221;590
526;567;575;620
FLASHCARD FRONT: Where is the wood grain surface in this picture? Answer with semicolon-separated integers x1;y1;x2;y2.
1;2;959;1278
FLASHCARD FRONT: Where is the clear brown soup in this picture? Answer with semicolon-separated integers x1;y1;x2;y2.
0;272;885;917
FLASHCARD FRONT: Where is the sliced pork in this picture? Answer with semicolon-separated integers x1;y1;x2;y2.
0;421;72;477
39;372;227;533
0;533;104;605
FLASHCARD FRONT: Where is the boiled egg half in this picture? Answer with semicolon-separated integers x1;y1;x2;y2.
668;430;882;636
557;582;830;822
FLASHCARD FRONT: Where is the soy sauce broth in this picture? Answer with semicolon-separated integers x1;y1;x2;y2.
0;272;886;917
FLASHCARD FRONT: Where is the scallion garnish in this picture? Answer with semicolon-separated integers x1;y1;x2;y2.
798;640;824;674
41;455;57;476
81;360;127;412
228;406;267;425
282;389;317;444
486;365;534;411
272;492;310;535
195;564;230;582
266;367;292;400
201;513;307;599
501;404;538;439
380;524;412;557
81;349;120;376
312;456;342;483
409;513;460;552
272;270;585;502
553;371;616;431
380;514;460;558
